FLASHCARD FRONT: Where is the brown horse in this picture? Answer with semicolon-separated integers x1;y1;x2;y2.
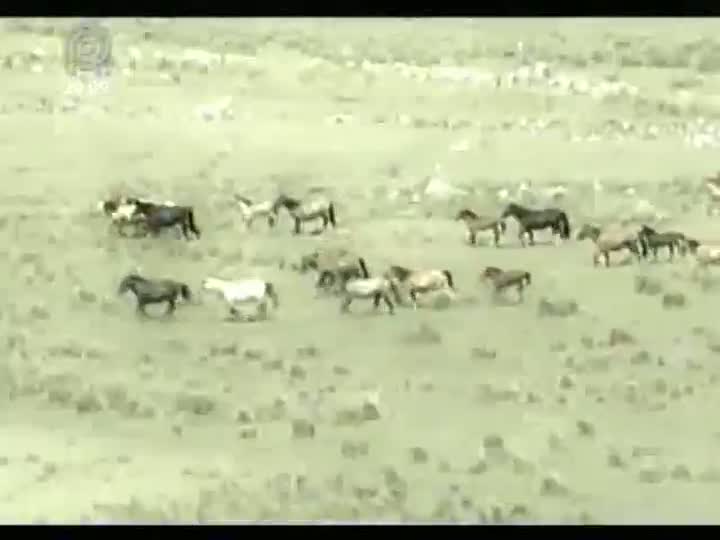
482;266;532;302
385;265;456;309
455;209;506;247
576;223;645;267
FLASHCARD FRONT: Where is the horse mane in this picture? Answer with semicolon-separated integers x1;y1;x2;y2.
275;194;300;208
484;266;503;275
640;224;658;235
456;208;478;219
389;265;413;281
235;195;253;206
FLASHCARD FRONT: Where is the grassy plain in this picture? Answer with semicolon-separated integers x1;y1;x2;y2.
3;18;720;522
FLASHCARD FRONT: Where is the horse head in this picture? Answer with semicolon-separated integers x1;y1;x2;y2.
455;209;476;220
482;266;503;280
273;195;300;212
576;224;600;241
387;265;412;282
118;273;143;294
639;224;657;236
500;202;523;219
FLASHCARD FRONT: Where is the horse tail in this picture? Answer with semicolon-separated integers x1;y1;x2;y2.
442;270;455;290
558;212;571;239
265;282;279;308
179;284;192;301
328;202;337;227
186;208;201;238
524;272;532;286
357;257;370;279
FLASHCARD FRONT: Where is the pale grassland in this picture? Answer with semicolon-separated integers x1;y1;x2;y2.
2;18;720;523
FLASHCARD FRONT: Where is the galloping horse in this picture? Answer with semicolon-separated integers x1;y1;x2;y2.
500;202;571;247
481;266;532;303
201;277;279;321
340;258;397;315
273;194;337;235
385;265;456;309
455;209;506;247
638;225;690;261
117;274;192;317
235;195;278;230
127;200;201;240
576;223;645;267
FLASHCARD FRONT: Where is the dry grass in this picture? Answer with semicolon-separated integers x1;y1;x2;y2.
2;18;720;523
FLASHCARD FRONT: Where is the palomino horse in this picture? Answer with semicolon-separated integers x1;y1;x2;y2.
117;274;192;317
455;209;506;247
481;266;532;303
340;258;397;315
273;194;337;235
638;224;690;261
235;195;278;230
201;277;279;321
385;265;456;309
576;223;645;267
500;202;571;247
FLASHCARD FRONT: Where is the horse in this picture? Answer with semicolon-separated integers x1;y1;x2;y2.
201;277;279;321
117;274;192;317
109;201;149;237
686;240;720;278
98;196;176;216
500;202;571;247
455;209;506;247
482;266;532;302
272;194;337;235
638;224;689;261
235;195;278;230
129;200;201;241
385;265;456;310
340;258;397;315
576;223;645;267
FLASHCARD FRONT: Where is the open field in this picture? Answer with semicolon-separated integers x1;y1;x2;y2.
5;18;720;522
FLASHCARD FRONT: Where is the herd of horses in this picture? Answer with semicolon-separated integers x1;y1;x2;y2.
97;191;719;321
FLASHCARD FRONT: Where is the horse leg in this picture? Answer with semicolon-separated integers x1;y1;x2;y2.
165;298;176;316
340;295;352;313
527;229;535;246
293;218;301;235
409;289;419;310
668;243;675;262
373;293;381;310
604;252;610;268
517;283;524;302
136;300;148;317
321;215;329;231
518;227;527;247
382;293;395;315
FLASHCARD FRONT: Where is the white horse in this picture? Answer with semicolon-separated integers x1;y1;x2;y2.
235;195;277;229
339;259;397;315
201;277;279;320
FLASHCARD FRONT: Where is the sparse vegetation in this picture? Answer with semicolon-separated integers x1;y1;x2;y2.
1;17;720;523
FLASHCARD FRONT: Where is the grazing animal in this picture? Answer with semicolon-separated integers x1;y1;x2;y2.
482;266;532;302
500;202;571;247
272;194;337;235
455;209;506;247
117;274;191;317
340;258;397;315
201;277;279;320
129;200;201;240
235;195;278;229
576;223;645;267
385;265;456;310
638;224;689;261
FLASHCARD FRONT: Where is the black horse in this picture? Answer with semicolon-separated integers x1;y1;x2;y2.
638;225;689;261
118;274;192;317
500;202;571;247
130;201;201;240
272;194;337;235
